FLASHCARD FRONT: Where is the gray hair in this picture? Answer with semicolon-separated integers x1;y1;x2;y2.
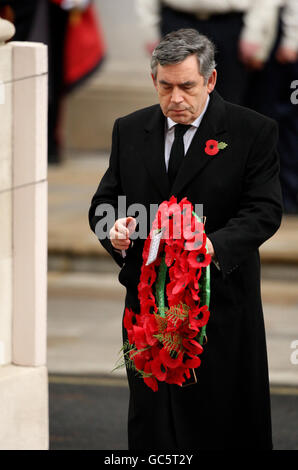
151;29;216;84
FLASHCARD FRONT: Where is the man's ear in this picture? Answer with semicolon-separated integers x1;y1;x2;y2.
151;73;158;90
207;69;217;94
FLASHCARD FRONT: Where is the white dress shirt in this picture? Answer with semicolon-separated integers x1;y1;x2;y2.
165;94;210;170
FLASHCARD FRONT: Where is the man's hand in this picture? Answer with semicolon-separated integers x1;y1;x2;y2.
109;217;136;251
206;237;215;258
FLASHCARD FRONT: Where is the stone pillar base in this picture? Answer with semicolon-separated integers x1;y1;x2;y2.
0;365;48;450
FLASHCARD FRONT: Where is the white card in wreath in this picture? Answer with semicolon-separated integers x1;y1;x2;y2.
146;229;164;266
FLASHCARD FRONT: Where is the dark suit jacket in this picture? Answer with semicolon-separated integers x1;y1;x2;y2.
88;90;283;450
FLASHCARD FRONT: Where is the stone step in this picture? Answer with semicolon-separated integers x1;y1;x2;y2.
47;270;298;303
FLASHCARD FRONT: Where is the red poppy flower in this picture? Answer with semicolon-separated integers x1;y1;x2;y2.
143;362;158;392
123;308;137;330
183;215;204;240
189;305;210;329
132;349;148;371
150;355;167;381
166;279;184;306
165;366;187;386
188;270;202;297
182;338;203;356
139;265;157;287
160;346;183;368
164;242;183;267
160;207;182;240
179;324;198;339
205;139;219;156
184;231;206;252
172;275;192;295
142;236;151;262
179;196;193;211
187;250;211;269
133;325;148;349
169;253;196;295
138;281;155;298
143;315;159;346
123;308;138;343
183;354;201;369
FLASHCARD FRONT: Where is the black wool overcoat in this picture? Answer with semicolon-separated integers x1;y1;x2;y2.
88;90;283;450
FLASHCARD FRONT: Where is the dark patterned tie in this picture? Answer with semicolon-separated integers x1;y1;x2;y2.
168;124;191;187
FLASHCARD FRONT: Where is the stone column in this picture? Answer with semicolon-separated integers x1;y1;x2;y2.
0;18;48;450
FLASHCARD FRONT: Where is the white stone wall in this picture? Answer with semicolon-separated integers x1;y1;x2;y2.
0;35;48;450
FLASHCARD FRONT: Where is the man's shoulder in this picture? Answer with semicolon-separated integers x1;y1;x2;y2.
116;104;161;127
223;97;277;134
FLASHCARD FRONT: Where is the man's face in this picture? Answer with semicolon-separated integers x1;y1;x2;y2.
152;54;217;124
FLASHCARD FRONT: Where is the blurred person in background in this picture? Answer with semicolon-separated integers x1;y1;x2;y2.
135;0;281;104
244;0;298;214
49;0;106;164
0;0;38;39
0;0;106;164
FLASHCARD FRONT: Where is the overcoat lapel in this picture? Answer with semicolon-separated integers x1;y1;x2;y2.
171;91;227;196
143;106;170;200
142;90;227;200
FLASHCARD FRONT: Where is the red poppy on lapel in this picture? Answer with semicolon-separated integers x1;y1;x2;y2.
205;139;228;156
205;139;219;155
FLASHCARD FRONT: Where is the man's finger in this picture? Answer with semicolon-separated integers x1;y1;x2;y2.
115;219;129;237
126;217;137;236
109;227;126;241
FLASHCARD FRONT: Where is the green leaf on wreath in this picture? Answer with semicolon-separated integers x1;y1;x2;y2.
155;313;168;333
166;303;189;327
154;331;183;354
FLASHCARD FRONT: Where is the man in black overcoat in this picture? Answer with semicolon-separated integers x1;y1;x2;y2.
88;29;283;450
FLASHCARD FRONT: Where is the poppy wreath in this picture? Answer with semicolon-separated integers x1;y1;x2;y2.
119;196;211;391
